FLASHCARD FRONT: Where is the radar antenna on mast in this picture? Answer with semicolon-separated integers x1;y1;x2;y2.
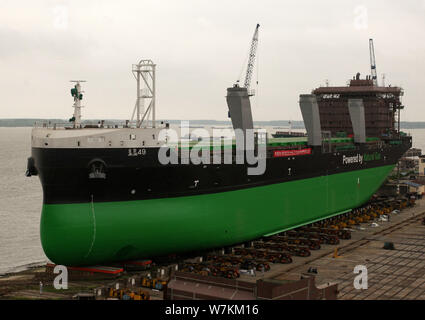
69;80;86;129
369;39;378;86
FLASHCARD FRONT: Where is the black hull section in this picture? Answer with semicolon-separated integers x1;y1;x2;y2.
32;137;412;205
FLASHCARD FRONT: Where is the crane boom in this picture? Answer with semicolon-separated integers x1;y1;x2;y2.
369;38;378;86
243;24;260;90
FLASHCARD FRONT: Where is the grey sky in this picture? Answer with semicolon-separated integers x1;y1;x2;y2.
1;0;424;122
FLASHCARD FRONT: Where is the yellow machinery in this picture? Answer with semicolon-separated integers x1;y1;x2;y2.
108;287;150;300
141;277;167;290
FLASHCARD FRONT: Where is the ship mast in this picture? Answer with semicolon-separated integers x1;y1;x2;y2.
70;80;86;129
132;59;156;128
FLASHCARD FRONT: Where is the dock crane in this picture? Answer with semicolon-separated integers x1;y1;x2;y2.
241;24;260;92
369;38;378;86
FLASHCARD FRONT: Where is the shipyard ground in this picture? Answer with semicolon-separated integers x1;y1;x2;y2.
271;198;425;299
1;198;424;300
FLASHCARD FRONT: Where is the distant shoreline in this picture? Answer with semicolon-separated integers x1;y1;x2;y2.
1;119;425;129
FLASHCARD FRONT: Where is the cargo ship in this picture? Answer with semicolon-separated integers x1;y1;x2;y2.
26;35;411;266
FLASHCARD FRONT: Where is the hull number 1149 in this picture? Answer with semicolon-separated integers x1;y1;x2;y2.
128;148;146;157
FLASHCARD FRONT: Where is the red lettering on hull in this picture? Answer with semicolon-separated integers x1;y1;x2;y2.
273;148;312;158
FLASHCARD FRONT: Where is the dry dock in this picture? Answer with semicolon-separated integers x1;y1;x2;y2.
1;197;424;300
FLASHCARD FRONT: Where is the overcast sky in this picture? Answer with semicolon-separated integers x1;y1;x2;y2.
1;0;425;122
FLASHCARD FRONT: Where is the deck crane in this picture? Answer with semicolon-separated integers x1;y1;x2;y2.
369;38;378;86
242;24;260;92
226;24;260;132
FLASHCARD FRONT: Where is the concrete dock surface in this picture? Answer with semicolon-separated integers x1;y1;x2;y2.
268;198;425;300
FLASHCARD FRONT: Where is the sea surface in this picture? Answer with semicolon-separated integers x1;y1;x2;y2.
0;128;45;274
0;127;424;275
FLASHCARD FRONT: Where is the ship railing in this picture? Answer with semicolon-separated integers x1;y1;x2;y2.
33;121;73;129
33;120;169;130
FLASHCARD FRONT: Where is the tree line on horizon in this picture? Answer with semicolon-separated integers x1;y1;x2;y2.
1;118;425;129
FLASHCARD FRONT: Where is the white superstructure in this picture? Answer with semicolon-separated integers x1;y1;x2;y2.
31;127;166;149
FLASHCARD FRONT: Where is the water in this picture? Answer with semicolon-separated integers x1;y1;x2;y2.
0;127;424;275
0;128;45;274
404;129;425;152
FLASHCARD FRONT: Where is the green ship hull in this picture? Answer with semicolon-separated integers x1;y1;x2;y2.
40;164;394;266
